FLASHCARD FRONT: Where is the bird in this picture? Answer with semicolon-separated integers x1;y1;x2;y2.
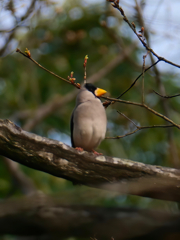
71;83;107;153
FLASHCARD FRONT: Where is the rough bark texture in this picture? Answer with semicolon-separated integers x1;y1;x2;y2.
0;194;180;239
0;119;180;201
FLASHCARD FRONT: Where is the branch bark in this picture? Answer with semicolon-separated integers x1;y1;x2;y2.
0;119;180;201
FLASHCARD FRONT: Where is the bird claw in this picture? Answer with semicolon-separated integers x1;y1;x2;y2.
75;147;84;152
75;147;103;155
92;149;103;155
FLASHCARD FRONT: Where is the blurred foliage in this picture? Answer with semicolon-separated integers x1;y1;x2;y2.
0;0;180;215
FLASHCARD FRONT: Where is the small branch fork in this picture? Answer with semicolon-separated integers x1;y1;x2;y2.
106;111;175;139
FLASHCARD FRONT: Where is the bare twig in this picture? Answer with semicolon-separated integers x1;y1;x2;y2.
142;52;148;104
16;48;80;89
106;111;175;139
83;55;88;84
0;32;15;56
154;90;180;99
117;60;160;99
117;111;138;127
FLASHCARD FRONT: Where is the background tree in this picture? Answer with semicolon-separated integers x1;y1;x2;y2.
0;0;180;239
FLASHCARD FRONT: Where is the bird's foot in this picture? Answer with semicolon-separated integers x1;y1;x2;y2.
92;149;103;155
75;147;84;152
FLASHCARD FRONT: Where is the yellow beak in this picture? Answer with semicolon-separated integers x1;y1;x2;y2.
95;88;107;97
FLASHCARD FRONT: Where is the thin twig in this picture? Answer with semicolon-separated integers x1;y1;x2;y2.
107;123;175;139
153;90;180;99
84;65;87;84
106;128;139;139
142;51;149;104
117;60;160;99
107;111;175;139
16;48;80;89
117;111;138;127
83;55;88;84
142;54;145;104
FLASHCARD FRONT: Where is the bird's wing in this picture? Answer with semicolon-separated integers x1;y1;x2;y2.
70;111;75;148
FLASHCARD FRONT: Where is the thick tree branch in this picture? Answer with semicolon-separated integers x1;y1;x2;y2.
0;119;180;201
0;194;180;239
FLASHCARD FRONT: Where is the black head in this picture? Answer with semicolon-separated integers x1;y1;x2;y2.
84;83;97;95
